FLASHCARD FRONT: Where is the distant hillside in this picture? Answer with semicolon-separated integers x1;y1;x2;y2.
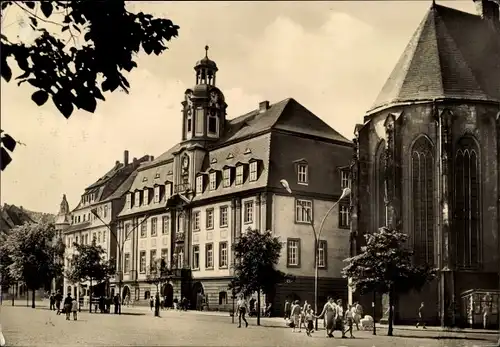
0;204;56;240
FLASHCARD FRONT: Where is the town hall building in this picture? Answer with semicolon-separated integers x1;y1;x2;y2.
114;47;353;314
351;0;500;327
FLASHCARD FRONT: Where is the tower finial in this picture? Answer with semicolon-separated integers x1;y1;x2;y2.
432;0;436;7
205;45;209;58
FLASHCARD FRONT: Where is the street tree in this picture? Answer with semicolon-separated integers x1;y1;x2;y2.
0;243;15;306
2;222;65;308
342;226;437;336
229;228;293;326
65;239;116;313
145;257;172;295
0;0;179;170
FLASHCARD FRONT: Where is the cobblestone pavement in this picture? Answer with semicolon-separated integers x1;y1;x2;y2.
0;304;497;347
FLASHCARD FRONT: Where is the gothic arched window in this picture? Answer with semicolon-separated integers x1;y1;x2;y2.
410;136;434;265
455;137;480;268
375;141;386;230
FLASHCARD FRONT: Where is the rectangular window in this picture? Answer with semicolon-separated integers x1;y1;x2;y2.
135;191;140;207
125;224;131;240
143;189;149;205
220;206;228;227
192;245;200;270
195;108;204;135
165;183;172;200
196;176;204;193
297;164;308;184
219;242;228;268
124;253;130;273
235;165;244;185
208;114;217;134
318;240;327;268
193;211;200;231
75;236;79;244
209;172;217;190
339;205;350;228
151;217;158;237
249;161;258;182
162;216;170;235
206;209;214;229
243;201;253;224
103;205;108;218
287;239;301;267
150;249;157;267
154;186;160;203
84;234;88;244
98;231;101;243
161;248;168;262
140;219;147;238
223;168;231;188
341;170;350;189
296;199;313;223
205;243;214;268
139;251;146;273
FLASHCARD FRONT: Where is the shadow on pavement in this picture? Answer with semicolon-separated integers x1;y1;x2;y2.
119;312;146;316
394;334;492;342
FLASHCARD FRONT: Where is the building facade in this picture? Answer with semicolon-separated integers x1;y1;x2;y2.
62;152;151;299
115;47;353;315
351;0;500;326
53;194;71;293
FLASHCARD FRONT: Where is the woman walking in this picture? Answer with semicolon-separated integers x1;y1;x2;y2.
290;300;302;332
316;297;336;338
236;295;249;328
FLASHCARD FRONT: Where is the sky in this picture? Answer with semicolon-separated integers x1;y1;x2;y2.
0;1;476;213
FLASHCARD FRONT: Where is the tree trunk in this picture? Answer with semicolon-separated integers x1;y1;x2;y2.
388;286;394;336
11;285;14;306
31;288;36;308
257;289;261;326
89;279;93;313
372;291;376;335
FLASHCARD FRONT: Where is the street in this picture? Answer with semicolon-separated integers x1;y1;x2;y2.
0;303;497;347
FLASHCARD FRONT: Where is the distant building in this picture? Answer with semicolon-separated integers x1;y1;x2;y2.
62;152;151;299
53;194;71;293
115;47;352;314
352;0;500;326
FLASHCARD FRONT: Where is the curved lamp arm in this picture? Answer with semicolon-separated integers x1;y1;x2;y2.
317;188;351;241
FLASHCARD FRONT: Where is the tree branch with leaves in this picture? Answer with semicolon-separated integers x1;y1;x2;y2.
0;0;179;170
145;258;172;295
342;226;437;336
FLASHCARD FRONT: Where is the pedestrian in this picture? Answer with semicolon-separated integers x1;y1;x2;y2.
49;293;55;311
284;299;291;320
291;300;302;333
344;304;355;338
236;295;249;328
353;301;362;330
154;293;161;317
150;296;154;311
416;302;426;329
483;302;490;329
173;297;178;310
71;298;78;321
63;293;73;321
304;304;315;336
335;299;347;338
316;297;336;338
299;300;308;331
55;291;63;315
113;294;119;314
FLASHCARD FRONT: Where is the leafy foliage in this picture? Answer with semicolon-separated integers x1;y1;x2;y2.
0;0;179;170
342;226;437;335
65;239;115;285
229;229;291;297
1;222;65;307
145;257;172;293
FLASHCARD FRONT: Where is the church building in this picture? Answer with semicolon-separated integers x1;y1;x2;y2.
351;0;500;326
115;47;353;314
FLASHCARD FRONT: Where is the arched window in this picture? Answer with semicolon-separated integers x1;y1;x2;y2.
375;141;386;230
144;290;151;300
219;291;227;305
455;137;480;268
410;136;434;265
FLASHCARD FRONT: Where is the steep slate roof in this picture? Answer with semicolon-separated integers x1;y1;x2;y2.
369;3;500;114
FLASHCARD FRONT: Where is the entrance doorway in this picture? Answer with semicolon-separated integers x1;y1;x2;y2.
122;286;131;304
192;282;205;311
162;283;174;308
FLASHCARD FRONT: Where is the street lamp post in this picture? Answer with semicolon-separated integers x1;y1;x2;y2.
280;179;350;331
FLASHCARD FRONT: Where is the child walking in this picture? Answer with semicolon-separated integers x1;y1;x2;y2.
304;305;315;336
344;304;355;338
71;298;78;321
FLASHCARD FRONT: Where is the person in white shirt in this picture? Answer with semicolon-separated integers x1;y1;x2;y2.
344;304;355;338
335;299;347;338
290;300;302;332
236;296;249;328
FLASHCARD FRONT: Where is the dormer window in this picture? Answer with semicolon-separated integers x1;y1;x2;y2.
126;193;132;209
196;176;204;194
154;186;160;203
134;191;141;207
143;189;149;205
297;163;308;185
341;169;350;188
223;168;231;188
249;161;258;182
208;110;217;134
209;172;217;190
235;165;244;185
165;183;172;200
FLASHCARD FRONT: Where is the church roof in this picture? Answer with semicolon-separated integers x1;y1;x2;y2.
368;3;500;114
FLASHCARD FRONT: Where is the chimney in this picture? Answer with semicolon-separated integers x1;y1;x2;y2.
115;160;120;166
150;155;155;161
124;150;129;165
259;100;270;113
474;0;499;22
133;157;137;164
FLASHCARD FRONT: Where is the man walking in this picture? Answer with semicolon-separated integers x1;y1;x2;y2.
416;302;426;329
236;295;249;328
